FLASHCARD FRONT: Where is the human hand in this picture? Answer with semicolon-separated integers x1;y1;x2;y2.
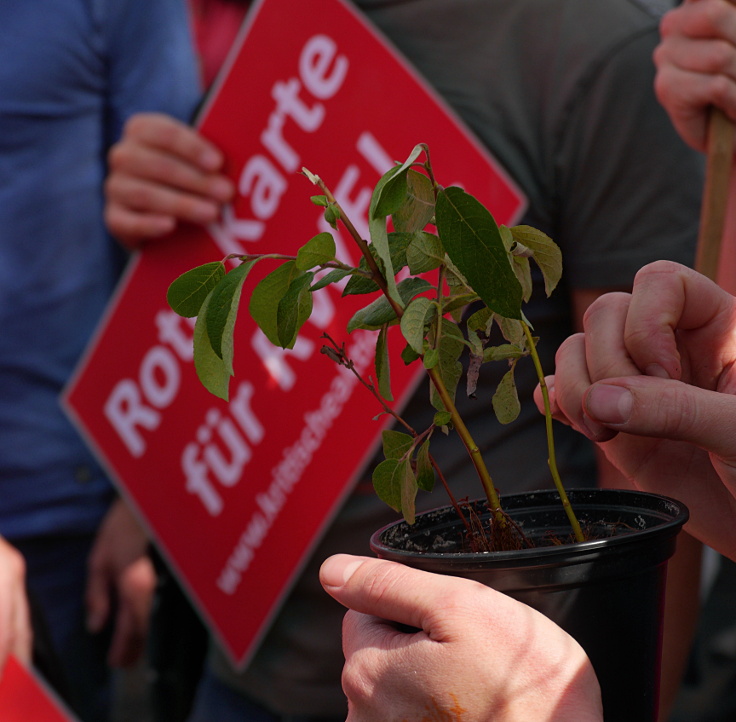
85;499;156;667
537;260;736;558
653;0;736;152
320;554;602;722
105;113;234;249
0;537;31;674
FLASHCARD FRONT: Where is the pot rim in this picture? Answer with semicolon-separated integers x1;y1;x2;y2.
370;487;690;564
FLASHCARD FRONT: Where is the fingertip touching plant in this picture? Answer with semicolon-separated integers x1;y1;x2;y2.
167;144;584;550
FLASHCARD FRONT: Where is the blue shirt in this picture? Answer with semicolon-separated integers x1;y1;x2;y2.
0;0;201;539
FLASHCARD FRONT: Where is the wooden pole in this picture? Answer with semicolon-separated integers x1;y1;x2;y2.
696;107;735;281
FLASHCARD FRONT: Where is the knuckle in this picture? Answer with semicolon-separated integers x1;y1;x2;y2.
123;113;150;139
581;293;629;331
341;654;377;706
107;142;129;171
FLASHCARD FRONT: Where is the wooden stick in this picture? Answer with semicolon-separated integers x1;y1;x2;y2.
696;107;735;281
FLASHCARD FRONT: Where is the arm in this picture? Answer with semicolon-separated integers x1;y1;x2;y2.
104;113;234;248
320;554;602;722
0;537;31;673
85;498;155;667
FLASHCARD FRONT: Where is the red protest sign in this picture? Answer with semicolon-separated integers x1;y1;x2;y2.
0;657;78;722
64;0;525;666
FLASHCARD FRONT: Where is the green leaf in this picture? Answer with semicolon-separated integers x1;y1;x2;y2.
436;186;522;320
324;203;340;228
310;268;353;291
346;277;433;333
401;343;421;365
373;456;418;518
510;225;562;297
343;233;411;297
499;224;514;252
512;255;533;303
374;166;408;219
400;297;436;355
400;458;419;524
372;145;425;218
372;459;402;512
167;261;226;318
444;257;472;293
368;146;426;309
492;365;521;424
468;307;493;334
385;231;412;272
375;325;393;401
430;319;465;412
392;169;435;233
438;318;467;360
483;343;524;363
406;232;444;274
382;429;414;460
430;357;463;413
192;290;231;401
368;175;402;308
310;195;328;207
249;261;300;346
443;292;479;317
343;268;379;297
416;439;435;492
296;232;336;270
497;316;525;346
433;410;452;427
205;261;255;364
467;307;493;355
276;272;314;348
423;347;439;369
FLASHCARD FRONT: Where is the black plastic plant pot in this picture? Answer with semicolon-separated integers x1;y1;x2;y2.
369;488;689;722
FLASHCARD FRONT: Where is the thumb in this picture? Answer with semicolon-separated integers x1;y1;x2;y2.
584;376;736;461
320;554;484;631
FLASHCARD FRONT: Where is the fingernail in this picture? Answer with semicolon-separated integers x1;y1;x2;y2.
321;554;362;588
581;414;609;440
586;384;633;425
645;363;670;379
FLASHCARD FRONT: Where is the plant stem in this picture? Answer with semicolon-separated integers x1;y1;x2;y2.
320;334;474;532
317;167;505;528
429;456;475;537
425;365;504;523
309;176;404;319
522;322;585;542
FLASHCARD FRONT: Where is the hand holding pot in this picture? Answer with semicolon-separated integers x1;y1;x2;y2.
104;113;234;249
538;260;736;559
320;554;602;722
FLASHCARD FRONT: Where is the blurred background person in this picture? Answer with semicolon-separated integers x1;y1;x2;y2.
0;2;200;719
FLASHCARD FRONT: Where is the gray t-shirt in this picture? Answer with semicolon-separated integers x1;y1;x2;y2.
211;0;702;715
